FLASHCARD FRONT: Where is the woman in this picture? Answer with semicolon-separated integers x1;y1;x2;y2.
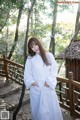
24;37;63;120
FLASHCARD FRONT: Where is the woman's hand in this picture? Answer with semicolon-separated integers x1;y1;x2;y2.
31;82;39;87
44;81;49;87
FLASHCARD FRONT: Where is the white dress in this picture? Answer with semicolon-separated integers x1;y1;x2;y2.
24;52;63;120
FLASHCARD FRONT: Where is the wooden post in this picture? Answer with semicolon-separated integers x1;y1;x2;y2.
68;71;74;116
68;71;73;80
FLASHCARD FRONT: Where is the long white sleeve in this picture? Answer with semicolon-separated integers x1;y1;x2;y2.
24;57;35;89
46;53;58;90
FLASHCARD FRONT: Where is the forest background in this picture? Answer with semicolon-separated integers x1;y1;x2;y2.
0;0;80;77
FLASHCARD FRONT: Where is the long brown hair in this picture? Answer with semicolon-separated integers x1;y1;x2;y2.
28;37;50;65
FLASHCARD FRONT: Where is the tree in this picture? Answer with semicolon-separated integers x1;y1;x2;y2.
49;0;58;55
70;1;80;43
30;0;47;39
0;1;10;32
0;0;16;32
74;1;80;35
7;0;24;59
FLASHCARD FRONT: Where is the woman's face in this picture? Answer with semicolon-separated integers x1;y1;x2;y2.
31;42;40;54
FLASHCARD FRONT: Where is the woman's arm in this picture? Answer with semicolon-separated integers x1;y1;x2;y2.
24;58;36;89
45;53;58;89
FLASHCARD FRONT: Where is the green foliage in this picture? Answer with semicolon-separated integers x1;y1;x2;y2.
76;31;80;40
0;0;23;32
0;0;79;65
29;0;48;39
0;30;15;56
0;0;12;30
0;39;7;55
10;14;18;24
55;23;73;56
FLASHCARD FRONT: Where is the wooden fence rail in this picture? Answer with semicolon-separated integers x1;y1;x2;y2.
0;57;24;85
57;75;80;118
0;57;80;118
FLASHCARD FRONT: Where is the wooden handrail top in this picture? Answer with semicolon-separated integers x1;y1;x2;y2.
72;80;80;88
57;77;68;83
65;79;80;88
0;57;24;68
6;58;24;68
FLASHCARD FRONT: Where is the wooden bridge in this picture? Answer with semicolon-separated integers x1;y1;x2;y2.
0;57;80;120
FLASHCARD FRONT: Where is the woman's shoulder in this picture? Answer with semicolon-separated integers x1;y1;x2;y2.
26;55;32;62
46;51;54;57
27;55;32;59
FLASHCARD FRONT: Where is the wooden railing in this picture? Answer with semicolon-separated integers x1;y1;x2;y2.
0;57;80;118
0;57;24;85
57;75;80;118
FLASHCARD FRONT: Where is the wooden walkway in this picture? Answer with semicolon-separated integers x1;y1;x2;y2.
0;77;78;120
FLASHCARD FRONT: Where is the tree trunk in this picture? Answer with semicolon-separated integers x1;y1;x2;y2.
70;2;80;43
5;27;9;56
49;0;58;56
24;0;36;64
75;2;80;34
7;2;24;59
